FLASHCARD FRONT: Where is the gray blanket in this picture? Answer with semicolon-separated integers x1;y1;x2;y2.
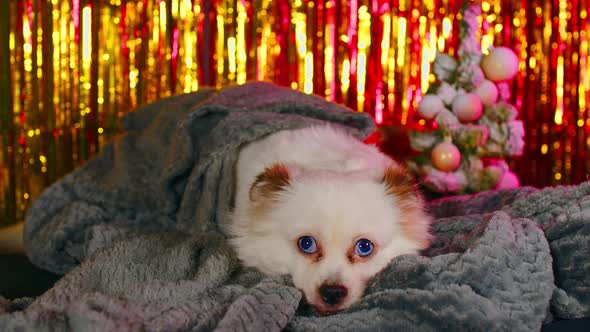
1;82;589;331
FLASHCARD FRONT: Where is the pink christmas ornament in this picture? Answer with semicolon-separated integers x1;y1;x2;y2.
452;93;483;123
417;94;445;120
431;139;462;172
473;80;499;106
481;47;519;82
495;170;520;189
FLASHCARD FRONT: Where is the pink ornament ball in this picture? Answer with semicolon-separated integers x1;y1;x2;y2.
452;93;483;123
473;80;499;106
495;171;520;189
417;94;445;120
482;47;519;82
431;140;462;172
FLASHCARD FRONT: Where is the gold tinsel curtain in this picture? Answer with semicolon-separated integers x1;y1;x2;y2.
1;0;589;225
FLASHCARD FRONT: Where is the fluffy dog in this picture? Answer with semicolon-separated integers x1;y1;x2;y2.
227;125;432;314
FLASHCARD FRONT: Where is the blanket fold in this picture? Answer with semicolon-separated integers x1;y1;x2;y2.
1;82;589;331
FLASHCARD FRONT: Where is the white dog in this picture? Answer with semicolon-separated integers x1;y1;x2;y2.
226;125;432;314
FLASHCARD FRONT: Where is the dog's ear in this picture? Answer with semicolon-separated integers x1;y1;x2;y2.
381;165;417;201
249;163;292;203
381;165;433;249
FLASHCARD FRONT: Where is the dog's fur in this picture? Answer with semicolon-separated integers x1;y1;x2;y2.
227;126;432;314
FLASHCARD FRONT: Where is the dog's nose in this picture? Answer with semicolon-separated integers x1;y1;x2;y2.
319;285;348;306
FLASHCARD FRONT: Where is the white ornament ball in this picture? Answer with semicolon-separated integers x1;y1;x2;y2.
473;80;499;106
482;47;519;82
452;93;483;123
431;140;461;172
495;171;520;189
417;94;445;120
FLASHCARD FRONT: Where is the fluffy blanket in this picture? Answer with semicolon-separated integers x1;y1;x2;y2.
1;82;589;331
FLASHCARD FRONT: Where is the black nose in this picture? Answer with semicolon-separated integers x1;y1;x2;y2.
319;285;348;306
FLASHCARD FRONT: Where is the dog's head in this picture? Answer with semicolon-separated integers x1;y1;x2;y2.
230;163;432;314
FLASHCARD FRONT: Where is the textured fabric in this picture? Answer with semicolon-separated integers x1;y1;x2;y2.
1;82;589;331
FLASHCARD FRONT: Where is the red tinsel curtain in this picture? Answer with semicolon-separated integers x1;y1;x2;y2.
0;0;589;224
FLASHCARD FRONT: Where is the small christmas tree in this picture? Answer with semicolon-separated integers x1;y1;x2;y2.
407;0;525;194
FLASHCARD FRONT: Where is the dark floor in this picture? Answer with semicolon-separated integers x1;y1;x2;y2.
0;254;60;300
542;317;590;332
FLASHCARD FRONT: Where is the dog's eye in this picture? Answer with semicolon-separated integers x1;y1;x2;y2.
297;236;317;254
355;239;374;257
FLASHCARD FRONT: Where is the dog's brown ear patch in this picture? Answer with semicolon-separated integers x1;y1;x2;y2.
249;163;291;203
381;165;416;201
382;165;433;249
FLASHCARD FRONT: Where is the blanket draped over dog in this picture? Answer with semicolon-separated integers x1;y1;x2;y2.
1;82;589;331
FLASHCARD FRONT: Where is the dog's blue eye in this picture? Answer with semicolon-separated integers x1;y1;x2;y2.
355;239;373;257
298;236;317;254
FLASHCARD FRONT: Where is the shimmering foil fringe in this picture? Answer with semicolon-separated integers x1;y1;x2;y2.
0;0;589;224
